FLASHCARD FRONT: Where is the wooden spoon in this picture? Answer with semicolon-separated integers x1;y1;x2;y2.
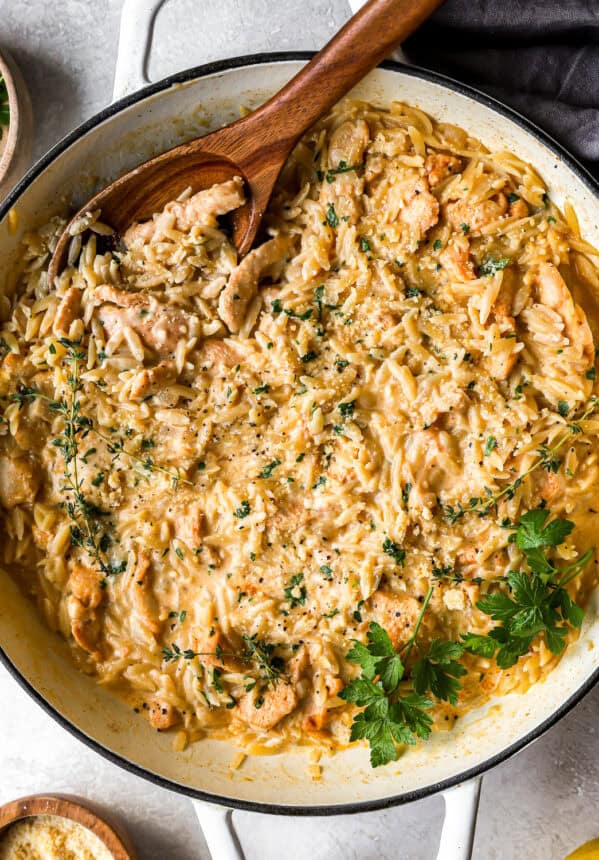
48;0;443;285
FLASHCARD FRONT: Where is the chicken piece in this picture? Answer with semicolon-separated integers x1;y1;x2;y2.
53;287;82;335
484;336;518;382
0;454;40;508
148;698;179;730
128;360;178;400
399;177;439;239
67;563;104;660
404;428;461;496
175;504;204;549
128;551;161;636
124;177;245;246
425;153;463;187
320;119;370;226
369;590;423;651
13;398;50;453
236;681;298;731
446;193;508;234
509;198;529;219
534;469;564;506
94;284;201;357
328;119;370;168
535;262;594;367
197;339;242;370
440;235;475;282
218;234;291;333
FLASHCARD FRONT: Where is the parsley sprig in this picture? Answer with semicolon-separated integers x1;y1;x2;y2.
340;587;465;767
342;511;591;766
462;510;589;667
10;339;190;579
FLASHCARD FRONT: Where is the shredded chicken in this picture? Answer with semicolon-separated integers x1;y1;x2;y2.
0;454;40;508
67;563;104;659
218;235;292;333
53;287;82;335
94;284;202;356
425;153;463;187
236;681;298;730
128;551;161;636
399;177;439;238
124;176;245;246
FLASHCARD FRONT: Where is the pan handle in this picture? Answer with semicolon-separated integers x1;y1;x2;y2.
191;801;246;860
436;778;482;860
112;0;406;104
112;0;167;101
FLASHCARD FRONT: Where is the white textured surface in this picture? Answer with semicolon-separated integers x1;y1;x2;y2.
0;1;598;858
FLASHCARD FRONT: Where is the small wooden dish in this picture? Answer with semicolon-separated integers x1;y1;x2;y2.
0;794;138;859
0;49;33;200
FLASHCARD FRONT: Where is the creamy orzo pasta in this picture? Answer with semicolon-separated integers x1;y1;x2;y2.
1;99;598;764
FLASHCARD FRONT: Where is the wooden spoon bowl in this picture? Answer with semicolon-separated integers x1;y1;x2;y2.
0;794;138;860
48;0;443;285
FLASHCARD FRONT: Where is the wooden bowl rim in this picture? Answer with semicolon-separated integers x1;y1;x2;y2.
0;794;137;859
0;51;21;182
0;48;34;194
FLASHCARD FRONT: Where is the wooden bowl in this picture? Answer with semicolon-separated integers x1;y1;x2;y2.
0;794;138;859
0;49;33;200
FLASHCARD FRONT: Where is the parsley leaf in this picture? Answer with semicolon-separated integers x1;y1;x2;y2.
478;257;510;277
514;509;574;553
260;459;281;479
382;538;406;566
284;573;307;608
341;630;434;767
326;203;339;228
412;640;466;705
234;500;251;519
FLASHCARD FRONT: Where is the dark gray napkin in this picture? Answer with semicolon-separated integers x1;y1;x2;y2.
403;0;599;179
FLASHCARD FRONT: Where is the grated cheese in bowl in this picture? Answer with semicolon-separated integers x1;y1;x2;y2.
0;814;113;860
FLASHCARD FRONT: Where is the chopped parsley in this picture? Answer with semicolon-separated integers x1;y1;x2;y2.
339;400;356;419
284;573;307;608
326;203;339;228
234;500;251;519
484;437;497;456
260;459;281;479
383;538;406;566
478;257;510;277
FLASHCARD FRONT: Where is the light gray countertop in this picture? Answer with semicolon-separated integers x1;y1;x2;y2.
1;1;598;858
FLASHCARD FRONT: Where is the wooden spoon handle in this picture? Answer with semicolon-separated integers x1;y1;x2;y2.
251;0;444;152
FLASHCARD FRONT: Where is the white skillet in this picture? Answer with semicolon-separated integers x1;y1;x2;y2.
0;1;598;858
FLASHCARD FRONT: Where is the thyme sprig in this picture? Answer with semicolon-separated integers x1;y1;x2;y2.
443;397;599;524
12;340;191;488
92;426;191;488
162;634;286;687
10;338;191;576
25;339;120;578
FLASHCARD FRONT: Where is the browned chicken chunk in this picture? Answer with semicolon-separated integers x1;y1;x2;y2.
218;235;292;333
0;455;40;508
94;285;202;356
236;681;298;731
